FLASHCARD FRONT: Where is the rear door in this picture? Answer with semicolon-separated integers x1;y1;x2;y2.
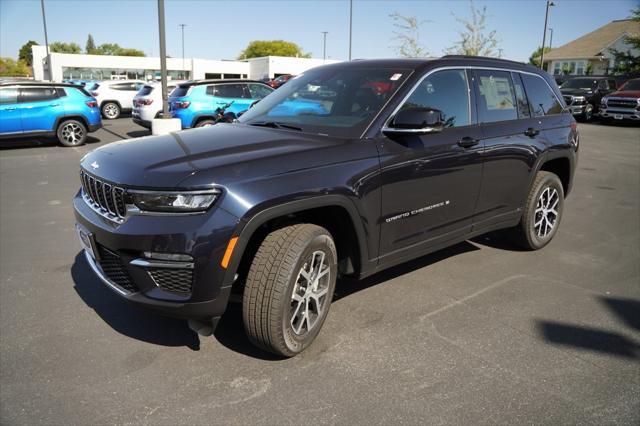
0;87;22;134
112;82;142;109
18;87;63;132
471;69;544;227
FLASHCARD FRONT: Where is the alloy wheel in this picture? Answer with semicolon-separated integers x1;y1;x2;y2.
534;187;559;238
103;104;119;119
61;123;84;145
290;250;331;335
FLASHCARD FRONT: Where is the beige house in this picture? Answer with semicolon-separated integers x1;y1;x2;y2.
544;19;639;76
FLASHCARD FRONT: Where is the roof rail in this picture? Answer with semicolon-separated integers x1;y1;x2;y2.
441;55;526;66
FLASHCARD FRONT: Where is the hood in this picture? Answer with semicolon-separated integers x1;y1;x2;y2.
80;124;345;188
560;88;593;96
606;90;640;99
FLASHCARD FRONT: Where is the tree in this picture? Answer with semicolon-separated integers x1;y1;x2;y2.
50;41;81;54
19;40;39;66
85;34;96;54
237;40;310;59
0;57;31;77
389;12;430;58
529;46;551;67
445;0;502;57
93;43;145;56
608;7;640;74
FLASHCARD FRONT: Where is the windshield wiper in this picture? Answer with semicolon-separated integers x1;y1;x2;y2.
248;121;303;131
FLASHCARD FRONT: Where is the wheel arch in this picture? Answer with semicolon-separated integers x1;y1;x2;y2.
191;115;217;128
222;195;369;287
100;100;122;109
53;115;89;132
537;156;572;196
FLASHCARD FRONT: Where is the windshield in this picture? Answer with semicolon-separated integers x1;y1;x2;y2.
560;78;597;90
620;79;640;91
238;67;412;138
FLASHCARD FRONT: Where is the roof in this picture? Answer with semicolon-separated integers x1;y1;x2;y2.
0;81;81;88
179;79;269;87
544;19;640;61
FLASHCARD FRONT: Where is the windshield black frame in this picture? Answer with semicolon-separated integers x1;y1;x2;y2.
238;66;413;138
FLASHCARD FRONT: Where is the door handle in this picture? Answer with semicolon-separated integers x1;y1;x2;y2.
49;103;61;107
2;107;16;111
458;136;479;148
524;127;540;137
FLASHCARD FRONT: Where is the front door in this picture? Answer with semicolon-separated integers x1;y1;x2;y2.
0;87;22;134
377;69;483;261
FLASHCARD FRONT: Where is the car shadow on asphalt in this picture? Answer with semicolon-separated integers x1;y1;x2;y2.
127;130;151;138
0;135;101;150
70;252;201;351
535;296;640;359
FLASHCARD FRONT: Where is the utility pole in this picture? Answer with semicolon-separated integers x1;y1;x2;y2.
348;0;353;60
40;0;51;81
179;24;186;78
322;31;328;63
539;0;555;70
158;0;169;118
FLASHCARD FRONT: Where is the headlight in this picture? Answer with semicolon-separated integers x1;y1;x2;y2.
130;189;220;213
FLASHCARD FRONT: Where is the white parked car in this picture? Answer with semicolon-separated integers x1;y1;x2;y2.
90;80;145;119
132;81;185;129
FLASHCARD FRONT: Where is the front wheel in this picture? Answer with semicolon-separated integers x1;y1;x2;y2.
195;119;216;128
101;102;120;119
242;224;337;357
513;171;565;250
56;119;87;146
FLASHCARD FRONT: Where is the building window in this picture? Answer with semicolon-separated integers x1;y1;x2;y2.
62;67;189;81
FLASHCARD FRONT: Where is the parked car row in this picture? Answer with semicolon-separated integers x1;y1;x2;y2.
558;76;640;122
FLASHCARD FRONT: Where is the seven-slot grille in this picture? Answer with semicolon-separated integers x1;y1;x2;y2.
80;170;126;220
606;98;638;109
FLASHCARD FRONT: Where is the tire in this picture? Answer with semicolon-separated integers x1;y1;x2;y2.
242;224;337;357
195;119;216;128
101;102;120;119
56;119;87;147
514;171;565;250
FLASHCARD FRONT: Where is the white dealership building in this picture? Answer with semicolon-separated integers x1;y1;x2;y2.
31;45;339;82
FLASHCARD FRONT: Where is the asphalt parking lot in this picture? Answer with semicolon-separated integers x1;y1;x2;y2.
1;117;639;425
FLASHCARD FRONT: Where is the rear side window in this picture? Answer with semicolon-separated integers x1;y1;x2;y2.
20;87;58;102
0;87;19;105
475;70;518;123
138;86;154;96
172;86;190;97
521;74;563;117
248;83;273;99
56;88;67;98
400;69;470;128
511;73;531;119
209;84;245;98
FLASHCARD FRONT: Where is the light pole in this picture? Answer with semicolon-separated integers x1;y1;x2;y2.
179;23;186;78
539;0;555;70
322;31;328;63
40;0;51;81
157;0;169;118
548;27;554;49
348;0;353;60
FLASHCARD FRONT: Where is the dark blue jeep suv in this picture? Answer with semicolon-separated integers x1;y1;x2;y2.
0;82;102;146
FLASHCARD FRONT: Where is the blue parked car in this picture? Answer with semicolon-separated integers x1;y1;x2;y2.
0;82;102;146
169;79;274;128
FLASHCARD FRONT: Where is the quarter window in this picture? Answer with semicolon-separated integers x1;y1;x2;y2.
476;70;518;123
248;84;273;99
521;74;563;117
399;69;470;128
0;87;19;105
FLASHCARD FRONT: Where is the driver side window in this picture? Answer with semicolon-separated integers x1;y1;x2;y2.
399;69;470;128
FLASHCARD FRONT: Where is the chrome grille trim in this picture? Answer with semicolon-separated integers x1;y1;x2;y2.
79;170;126;223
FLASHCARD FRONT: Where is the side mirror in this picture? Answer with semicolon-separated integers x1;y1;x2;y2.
383;107;444;135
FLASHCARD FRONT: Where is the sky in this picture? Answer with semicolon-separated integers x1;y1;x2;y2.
0;0;637;63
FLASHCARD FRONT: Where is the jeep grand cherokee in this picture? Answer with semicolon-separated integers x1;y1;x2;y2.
74;56;578;357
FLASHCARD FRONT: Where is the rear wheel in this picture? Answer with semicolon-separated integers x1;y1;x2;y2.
242;224;337;357
513;171;565;250
56;119;87;147
195;119;216;128
101;102;120;119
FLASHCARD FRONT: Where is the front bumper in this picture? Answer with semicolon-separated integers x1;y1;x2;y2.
569;104;588;115
599;108;640;120
74;191;240;320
